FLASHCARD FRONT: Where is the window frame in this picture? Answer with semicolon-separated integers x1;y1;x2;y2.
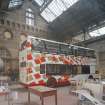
26;8;35;26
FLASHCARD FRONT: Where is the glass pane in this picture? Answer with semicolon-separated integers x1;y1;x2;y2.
48;0;66;16
41;0;79;22
41;8;56;22
29;19;31;25
26;18;29;25
31;19;34;26
26;12;29;17
90;26;105;37
63;0;79;8
34;0;44;6
26;8;33;12
9;0;23;8
26;8;34;18
26;8;34;26
28;14;34;18
26;18;34;26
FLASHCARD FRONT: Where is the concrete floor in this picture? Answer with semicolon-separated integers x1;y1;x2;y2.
0;84;79;105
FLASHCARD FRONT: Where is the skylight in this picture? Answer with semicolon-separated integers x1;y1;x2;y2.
9;0;23;8
89;26;105;37
41;0;79;22
34;0;44;6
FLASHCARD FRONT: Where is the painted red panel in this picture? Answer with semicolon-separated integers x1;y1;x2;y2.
34;73;41;79
39;80;46;85
26;42;32;48
34;58;41;64
27;53;32;60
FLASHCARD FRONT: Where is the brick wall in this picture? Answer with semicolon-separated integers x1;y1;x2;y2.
0;0;54;71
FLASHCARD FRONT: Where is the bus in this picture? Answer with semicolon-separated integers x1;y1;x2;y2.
19;35;96;87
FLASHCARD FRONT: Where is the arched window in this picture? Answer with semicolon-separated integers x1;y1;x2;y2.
0;47;12;74
26;8;34;26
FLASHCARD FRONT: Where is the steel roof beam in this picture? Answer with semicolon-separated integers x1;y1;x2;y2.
40;0;53;12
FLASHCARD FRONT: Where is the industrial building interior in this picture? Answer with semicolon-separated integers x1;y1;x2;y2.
0;0;105;105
